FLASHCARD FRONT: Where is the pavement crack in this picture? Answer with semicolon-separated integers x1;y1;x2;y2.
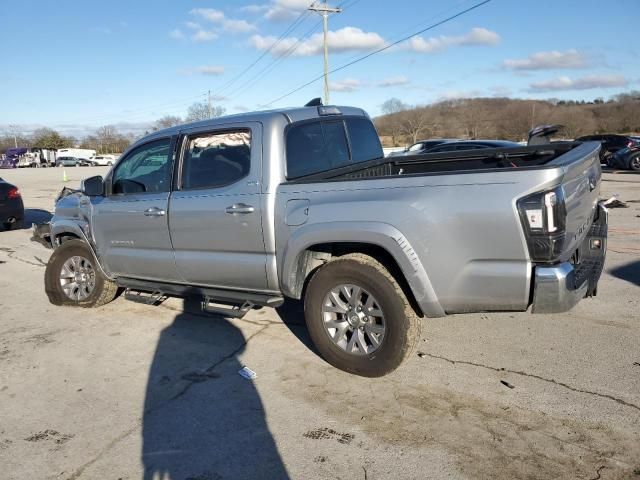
421;352;640;412
66;423;140;480
167;324;271;403
67;324;271;479
589;465;606;480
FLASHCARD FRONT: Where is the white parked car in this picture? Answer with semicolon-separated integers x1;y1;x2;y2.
89;155;116;166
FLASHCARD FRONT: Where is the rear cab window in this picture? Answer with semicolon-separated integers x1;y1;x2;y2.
286;116;383;179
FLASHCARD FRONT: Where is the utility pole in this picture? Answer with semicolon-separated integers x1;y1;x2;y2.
309;2;341;105
208;90;212;119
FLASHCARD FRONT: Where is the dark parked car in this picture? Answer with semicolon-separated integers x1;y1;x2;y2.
609;146;640;171
389;139;456;157
423;140;521;153
575;134;639;165
58;156;98;167
0;178;24;230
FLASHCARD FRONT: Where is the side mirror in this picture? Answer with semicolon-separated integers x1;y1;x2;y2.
81;175;104;196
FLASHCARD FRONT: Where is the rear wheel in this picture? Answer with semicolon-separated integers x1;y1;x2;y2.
45;239;118;307
629;155;640;171
304;253;422;377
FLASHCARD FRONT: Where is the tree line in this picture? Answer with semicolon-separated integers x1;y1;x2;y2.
374;91;640;146
0;100;225;154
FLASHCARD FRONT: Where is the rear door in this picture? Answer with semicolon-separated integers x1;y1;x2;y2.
169;122;269;291
90;137;181;281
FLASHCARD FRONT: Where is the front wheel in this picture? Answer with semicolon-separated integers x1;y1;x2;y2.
629;155;640;171
304;253;422;377
45;239;118;307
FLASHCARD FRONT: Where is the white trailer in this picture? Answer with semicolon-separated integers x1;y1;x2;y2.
56;148;96;161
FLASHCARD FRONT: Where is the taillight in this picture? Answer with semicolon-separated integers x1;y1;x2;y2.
517;186;567;263
7;187;20;199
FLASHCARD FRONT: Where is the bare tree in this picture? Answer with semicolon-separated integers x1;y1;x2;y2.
153;115;183;131
185;101;226;122
400;108;430;144
381;98;408;115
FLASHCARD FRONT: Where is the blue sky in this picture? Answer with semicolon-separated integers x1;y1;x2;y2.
1;0;638;137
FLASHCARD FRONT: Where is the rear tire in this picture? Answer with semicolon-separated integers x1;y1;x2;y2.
304;253;422;377
629;155;640;171
45;239;118;307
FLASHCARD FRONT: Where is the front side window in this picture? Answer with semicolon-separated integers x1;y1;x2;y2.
408;143;424;152
181;130;251;190
112;138;172;194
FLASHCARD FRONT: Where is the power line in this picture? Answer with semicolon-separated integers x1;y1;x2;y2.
226;0;361;103
263;0;493;106
208;3;315;99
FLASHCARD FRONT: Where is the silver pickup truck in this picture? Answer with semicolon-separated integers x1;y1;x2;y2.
36;104;607;377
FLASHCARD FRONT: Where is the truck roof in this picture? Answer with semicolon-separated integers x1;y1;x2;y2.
140;105;369;145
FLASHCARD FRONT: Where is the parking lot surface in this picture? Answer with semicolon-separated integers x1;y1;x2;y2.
0;167;639;479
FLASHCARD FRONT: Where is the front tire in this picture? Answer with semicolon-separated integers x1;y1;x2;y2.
45;239;118;307
304;253;422;377
629;154;640;171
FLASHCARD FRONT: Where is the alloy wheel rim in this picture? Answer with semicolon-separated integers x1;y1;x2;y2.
59;255;96;301
321;284;386;355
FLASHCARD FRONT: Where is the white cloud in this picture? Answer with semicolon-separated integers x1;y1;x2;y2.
330;78;361;92
437;89;483;100
179;65;226;76
241;5;269;14
169;29;185;40
406;27;500;53
192;30;218;42
249;26;385;57
265;0;313;22
528;75;628;92
378;76;410;87
223;19;256;33
185;21;202;30
187;8;254;35
190;8;225;23
503;49;588;70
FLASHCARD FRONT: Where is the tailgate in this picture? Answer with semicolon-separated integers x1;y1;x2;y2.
551;141;602;262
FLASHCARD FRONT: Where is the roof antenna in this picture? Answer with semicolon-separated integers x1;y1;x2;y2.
305;97;323;107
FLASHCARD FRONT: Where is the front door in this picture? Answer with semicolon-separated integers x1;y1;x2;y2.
91;137;180;282
169;123;269;291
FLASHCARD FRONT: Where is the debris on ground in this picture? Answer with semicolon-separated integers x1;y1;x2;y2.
238;366;257;380
602;194;628;209
500;380;515;389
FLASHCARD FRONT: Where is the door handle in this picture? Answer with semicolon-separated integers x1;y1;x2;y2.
225;203;255;215
144;207;166;217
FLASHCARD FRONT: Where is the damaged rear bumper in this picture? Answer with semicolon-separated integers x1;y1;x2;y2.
531;204;608;314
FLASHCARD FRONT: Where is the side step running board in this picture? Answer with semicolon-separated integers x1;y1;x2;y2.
124;289;167;306
202;298;254;318
117;277;284;318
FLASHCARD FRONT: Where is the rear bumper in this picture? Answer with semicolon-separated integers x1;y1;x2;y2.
531;204;608;314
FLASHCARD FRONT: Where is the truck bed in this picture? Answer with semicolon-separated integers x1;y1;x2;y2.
287;142;581;183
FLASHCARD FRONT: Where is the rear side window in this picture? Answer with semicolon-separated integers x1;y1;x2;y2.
346;117;384;162
181;130;251;190
286;117;382;179
286;121;349;179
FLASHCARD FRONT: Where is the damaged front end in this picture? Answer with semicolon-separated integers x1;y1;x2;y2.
30;186;84;249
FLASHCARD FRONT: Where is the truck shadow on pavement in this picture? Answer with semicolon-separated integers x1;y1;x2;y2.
142;296;289;480
609;260;640;286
